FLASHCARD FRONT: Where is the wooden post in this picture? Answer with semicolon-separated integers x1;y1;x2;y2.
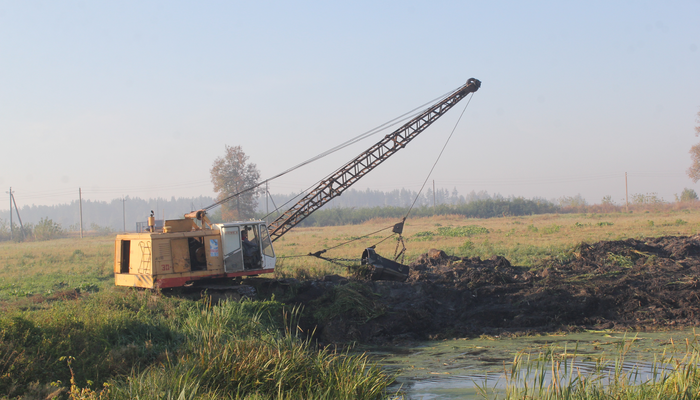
266;181;269;225
236;182;240;219
79;188;84;238
10;192;25;240
8;187;12;241
433;180;436;209
625;172;629;212
122;197;126;232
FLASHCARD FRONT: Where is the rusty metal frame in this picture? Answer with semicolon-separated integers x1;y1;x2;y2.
268;78;481;242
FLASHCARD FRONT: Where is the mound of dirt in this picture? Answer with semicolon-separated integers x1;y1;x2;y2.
253;235;700;344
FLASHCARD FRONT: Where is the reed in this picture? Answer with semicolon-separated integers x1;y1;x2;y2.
474;337;700;400
1;289;393;399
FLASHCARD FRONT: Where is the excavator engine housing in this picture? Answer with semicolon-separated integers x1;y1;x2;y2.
114;221;276;289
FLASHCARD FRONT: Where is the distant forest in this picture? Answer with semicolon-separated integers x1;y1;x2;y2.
0;195;217;234
0;188;555;234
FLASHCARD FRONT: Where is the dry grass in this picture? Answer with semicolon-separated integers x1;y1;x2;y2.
3;207;700;289
272;208;700;278
0;237;113;302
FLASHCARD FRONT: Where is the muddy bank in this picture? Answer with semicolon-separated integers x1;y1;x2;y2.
250;235;700;344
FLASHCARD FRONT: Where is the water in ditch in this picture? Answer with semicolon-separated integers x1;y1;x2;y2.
366;329;700;399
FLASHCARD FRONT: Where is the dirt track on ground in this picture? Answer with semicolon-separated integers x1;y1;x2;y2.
250;235;700;344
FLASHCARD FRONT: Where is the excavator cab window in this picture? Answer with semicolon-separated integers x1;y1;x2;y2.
242;225;262;270
260;225;275;258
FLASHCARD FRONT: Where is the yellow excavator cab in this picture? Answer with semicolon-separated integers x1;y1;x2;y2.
114;221;276;289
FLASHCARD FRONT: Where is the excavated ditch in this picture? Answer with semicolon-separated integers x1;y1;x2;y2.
248;235;700;345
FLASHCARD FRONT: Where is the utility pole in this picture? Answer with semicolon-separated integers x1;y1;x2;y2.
8;187;12;241
235;182;240;219
625;172;629;212
10;191;25;240
433;180;436;209
122;196;126;232
79;188;84;238
266;181;269;225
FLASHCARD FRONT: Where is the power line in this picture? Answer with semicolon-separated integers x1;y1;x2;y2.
208;88;461;213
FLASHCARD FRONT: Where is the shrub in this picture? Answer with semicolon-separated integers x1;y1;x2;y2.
541;224;561;234
436;225;489;237
90;223;115;236
33;217;64;241
558;194;588;208
678;188;699;202
632;192;665;204
412;231;434;241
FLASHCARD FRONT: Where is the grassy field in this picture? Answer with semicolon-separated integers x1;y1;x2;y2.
0;237;392;398
3;208;700;302
0;237;113;303
3;207;700;398
272;207;700;278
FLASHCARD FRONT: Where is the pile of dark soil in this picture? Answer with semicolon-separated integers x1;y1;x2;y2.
252;236;700;344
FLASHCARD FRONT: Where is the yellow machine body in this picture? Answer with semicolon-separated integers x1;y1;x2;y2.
114;220;276;289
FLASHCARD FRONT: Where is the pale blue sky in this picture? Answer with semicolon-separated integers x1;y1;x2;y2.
1;1;699;209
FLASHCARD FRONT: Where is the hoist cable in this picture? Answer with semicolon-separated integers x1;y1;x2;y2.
369;232;398;248
404;92;475;220
266;89;455;181
275;89;475;264
260;89;457;219
277;223;401;264
311;224;396;255
265;189;282;219
207;89;456;213
308;90;476;263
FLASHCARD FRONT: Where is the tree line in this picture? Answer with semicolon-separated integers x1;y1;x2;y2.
281;197;559;228
0;196;216;241
4;186;700;242
0;189;554;241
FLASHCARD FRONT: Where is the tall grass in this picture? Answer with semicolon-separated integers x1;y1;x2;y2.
475;339;700;400
1;289;393;399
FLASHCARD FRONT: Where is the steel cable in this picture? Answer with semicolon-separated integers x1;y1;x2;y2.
404;92;475;220
209;93;451;212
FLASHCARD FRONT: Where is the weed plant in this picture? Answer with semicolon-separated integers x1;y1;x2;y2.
310;283;385;323
475;338;700;400
0;289;393;399
436;225;490;237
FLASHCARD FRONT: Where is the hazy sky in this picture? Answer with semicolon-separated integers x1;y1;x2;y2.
1;1;699;211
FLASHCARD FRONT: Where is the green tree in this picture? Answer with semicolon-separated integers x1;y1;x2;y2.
558;194;587;208
677;188;699;202
34;217;64;241
687;109;700;182
210;145;262;221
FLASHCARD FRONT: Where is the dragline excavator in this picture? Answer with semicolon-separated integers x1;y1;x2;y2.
114;78;481;289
